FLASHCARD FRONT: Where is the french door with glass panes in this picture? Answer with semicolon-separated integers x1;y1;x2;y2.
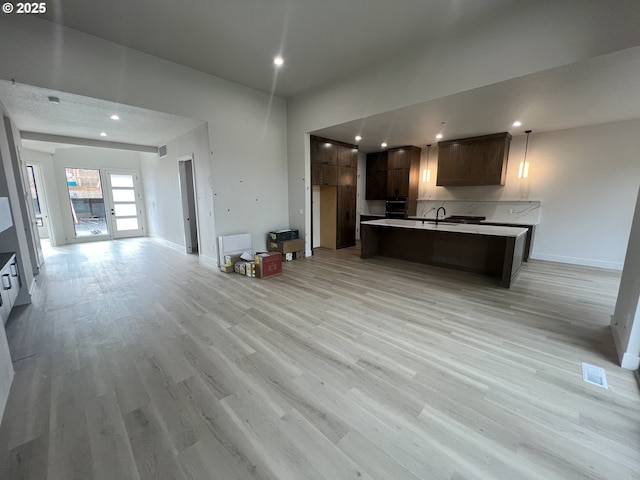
104;170;145;238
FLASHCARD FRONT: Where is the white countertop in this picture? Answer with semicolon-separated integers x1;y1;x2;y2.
361;218;528;237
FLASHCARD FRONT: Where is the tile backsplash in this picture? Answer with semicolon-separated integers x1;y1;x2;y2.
360;200;386;216
416;199;541;224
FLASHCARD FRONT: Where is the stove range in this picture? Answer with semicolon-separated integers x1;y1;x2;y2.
444;215;486;224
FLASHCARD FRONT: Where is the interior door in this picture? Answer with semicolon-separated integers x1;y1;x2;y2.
178;156;199;254
105;171;145;238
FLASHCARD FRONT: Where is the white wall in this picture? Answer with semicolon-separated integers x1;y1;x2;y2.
140;124;212;254
0;15;288;262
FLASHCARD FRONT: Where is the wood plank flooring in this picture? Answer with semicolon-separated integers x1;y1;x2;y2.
0;238;638;480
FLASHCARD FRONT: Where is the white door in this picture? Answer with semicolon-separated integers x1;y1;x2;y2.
105;171;145;238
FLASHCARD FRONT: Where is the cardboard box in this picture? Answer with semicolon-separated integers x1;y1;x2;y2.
220;264;235;273
255;252;282;279
283;251;304;261
224;253;243;266
234;261;255;277
268;229;299;242
268;238;304;255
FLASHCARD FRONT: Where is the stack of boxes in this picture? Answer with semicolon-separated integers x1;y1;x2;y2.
268;229;303;261
220;229;301;278
222;252;283;279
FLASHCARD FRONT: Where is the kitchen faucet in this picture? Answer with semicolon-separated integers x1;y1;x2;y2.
435;207;446;225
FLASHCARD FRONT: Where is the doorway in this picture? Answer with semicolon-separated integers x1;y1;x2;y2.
64;168;145;240
26;164;52;241
178;154;199;254
65;167;110;238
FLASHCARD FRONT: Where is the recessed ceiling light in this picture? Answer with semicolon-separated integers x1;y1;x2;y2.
381;142;387;148
99;132;107;137
513;121;522;127
436;134;443;139
355;135;362;142
273;55;284;66
47;96;60;104
110;114;120;121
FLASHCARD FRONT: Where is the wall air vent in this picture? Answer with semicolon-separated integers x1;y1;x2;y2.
158;144;167;158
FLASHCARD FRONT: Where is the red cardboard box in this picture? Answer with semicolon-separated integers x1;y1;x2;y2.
255;252;282;279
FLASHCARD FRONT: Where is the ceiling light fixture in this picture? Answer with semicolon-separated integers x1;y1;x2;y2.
99;132;107;137
513;121;522;127
273;55;284;66
435;134;443;140
518;130;532;179
423;144;432;183
110;114;120;120
381;142;387;148
355;135;362;142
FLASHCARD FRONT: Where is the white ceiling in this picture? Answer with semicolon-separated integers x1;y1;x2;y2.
39;0;522;99
2;1;640;155
312;46;640;151
0;80;204;153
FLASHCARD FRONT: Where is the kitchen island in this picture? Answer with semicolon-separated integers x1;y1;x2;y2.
361;219;528;287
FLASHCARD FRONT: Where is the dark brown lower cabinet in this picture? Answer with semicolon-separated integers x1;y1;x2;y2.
337;186;356;248
315;185;356;250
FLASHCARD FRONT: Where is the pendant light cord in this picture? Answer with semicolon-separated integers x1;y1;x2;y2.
524;130;532;162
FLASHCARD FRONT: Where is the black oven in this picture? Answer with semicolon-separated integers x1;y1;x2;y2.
385;197;407;219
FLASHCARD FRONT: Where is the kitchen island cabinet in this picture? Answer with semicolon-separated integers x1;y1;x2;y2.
361;219;527;287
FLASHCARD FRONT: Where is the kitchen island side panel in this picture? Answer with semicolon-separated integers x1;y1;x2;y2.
361;221;526;287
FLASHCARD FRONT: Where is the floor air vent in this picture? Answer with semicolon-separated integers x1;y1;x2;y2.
581;362;608;389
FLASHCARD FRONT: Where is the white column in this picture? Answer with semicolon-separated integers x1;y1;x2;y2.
611;185;640;370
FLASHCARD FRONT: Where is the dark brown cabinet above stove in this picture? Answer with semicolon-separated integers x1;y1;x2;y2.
365;151;388;200
365;146;421;216
436;132;511;186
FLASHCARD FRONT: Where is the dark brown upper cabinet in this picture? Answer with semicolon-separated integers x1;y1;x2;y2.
311;136;338;165
365;151;388;200
338;145;358;168
311;136;357;186
436;132;512;186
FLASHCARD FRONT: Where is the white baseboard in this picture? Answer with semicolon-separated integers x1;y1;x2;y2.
149;235;219;268
199;254;219;269
149;235;185;253
620;352;640;370
530;253;622;270
610;325;640;370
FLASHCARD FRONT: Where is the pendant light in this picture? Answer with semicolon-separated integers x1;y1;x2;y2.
423;144;432;182
518;130;532;179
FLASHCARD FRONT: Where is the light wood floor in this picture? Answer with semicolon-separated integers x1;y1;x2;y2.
0;238;639;480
